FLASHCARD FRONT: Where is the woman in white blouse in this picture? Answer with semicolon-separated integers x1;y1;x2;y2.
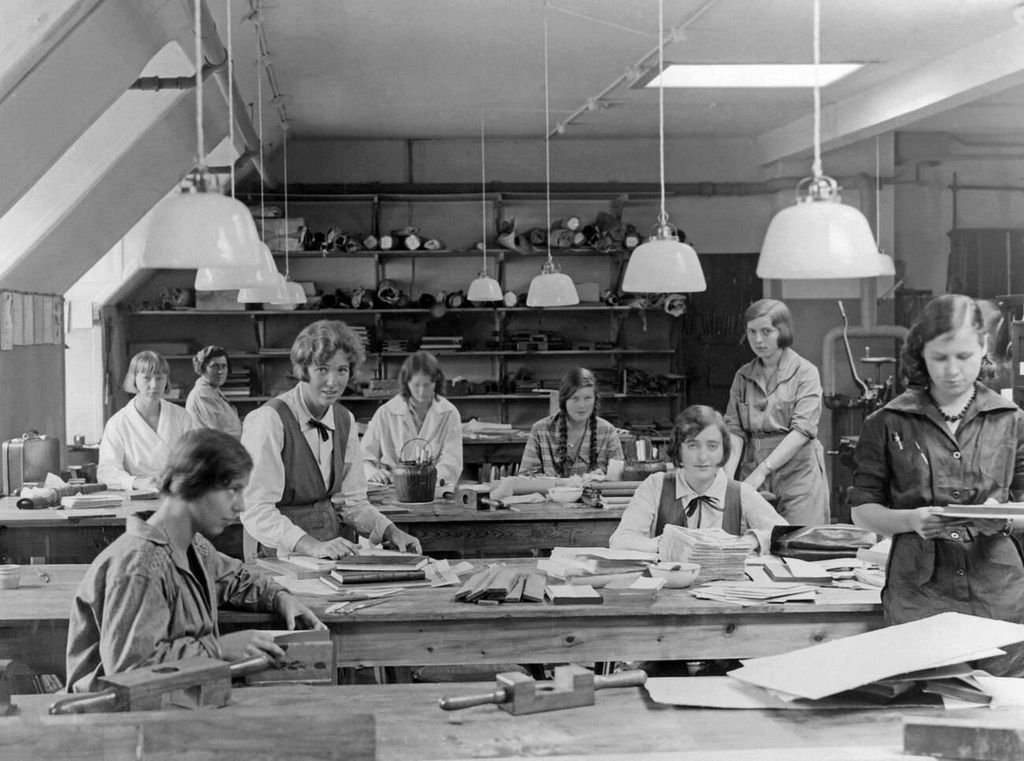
361;351;463;490
185;346;242;438
97;351;197;491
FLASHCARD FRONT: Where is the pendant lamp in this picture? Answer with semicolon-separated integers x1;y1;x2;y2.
622;0;705;294
757;0;882;280
467;110;503;303
266;121;307;307
527;9;579;308
142;0;260;269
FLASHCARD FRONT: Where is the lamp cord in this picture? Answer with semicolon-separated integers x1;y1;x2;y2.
194;0;205;174
544;4;553;267
875;135;882;251
227;0;234;197
256;9;265;241
657;0;667;230
812;0;822;180
480;108;488;274
283;120;290;278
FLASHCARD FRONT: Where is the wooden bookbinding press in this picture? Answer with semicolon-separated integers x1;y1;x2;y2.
438;665;647;715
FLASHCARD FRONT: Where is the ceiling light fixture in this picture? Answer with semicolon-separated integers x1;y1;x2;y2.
527;7;579;308
757;0;882;280
639;62;862;89
142;0;260;269
874;135;896;277
622;0;706;294
267;121;307;307
466;109;503;303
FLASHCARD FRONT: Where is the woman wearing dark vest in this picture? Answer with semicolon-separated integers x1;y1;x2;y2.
240;320;421;559
609;405;786;554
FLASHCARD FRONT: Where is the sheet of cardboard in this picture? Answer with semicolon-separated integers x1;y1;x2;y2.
728;612;1024;700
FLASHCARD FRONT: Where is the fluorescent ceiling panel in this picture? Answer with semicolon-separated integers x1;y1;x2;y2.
643;63;863;89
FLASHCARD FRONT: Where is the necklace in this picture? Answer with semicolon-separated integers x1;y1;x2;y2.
927;384;976;423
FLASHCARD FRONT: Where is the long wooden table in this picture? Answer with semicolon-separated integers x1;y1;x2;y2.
6;682;950;760
0;496;624;562
0;562;884;679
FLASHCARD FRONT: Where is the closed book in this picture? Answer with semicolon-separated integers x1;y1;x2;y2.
544;584;603;605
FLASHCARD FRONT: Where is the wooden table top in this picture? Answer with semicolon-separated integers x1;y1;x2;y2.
0;495;623;527
7;681;953;760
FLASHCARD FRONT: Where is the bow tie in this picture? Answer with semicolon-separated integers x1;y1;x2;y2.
684;494;720;528
307;418;331;442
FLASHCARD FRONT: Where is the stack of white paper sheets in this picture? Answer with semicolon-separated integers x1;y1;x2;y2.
660;526;749;580
691;581;819;606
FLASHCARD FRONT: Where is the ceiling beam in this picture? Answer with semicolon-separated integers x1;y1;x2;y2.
756;24;1024;165
0;94;212;294
0;0;186;221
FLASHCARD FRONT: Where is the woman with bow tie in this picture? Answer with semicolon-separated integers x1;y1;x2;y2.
609;405;786;554
240;320;421;560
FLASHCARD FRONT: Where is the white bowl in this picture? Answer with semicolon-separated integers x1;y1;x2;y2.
547;486;583;504
648;562;701;589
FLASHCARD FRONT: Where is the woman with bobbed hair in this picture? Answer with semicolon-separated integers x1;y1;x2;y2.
185;345;242;438
97;350;197;491
850;294;1024;677
519;368;623;477
610;405;785;554
362;350;463;490
241;320;421;559
723;299;830;525
66;429;323;693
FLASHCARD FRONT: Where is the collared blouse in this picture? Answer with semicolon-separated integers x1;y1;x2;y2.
186;376;242;438
66;517;285;693
609;469;786;553
240;385;393;554
97;399;197;491
519;414;624;477
361;394;463;487
724;347;822;442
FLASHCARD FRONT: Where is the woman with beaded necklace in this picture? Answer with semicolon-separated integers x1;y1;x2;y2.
519;368;623;478
850;294;1024;676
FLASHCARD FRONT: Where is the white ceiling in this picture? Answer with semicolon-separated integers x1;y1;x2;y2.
212;0;1024;149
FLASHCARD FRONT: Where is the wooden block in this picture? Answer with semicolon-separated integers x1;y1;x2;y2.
544;584;603;605
905;716;1024;761
504;573;526;603
522;573;547;603
485;568;519;601
0;708;375;759
466;566;505;603
100;657;232;711
245;630;335;686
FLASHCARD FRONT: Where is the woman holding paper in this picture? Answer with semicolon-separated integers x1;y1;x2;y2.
519;368;623;478
98;351;198;491
361;350;463;490
850;294;1024;676
610;405;786;554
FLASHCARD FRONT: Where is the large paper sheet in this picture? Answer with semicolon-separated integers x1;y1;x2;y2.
729;612;1024;700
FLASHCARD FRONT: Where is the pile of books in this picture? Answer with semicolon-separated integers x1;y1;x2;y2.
660;526;750;581
220;368;252;399
348;326;372;352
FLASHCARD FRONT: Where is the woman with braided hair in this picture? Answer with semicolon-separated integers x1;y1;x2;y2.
519;368;623;478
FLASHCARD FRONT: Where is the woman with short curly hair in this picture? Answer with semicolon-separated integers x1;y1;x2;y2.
185;345;242;438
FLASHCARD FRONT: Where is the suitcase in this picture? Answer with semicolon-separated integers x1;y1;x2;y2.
2;431;62;495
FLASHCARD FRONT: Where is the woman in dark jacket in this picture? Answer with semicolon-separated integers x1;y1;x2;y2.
849;294;1024;676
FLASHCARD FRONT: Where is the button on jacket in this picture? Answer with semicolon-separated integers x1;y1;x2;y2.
849;384;1024;676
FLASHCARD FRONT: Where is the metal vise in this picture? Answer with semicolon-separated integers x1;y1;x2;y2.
438;665;646;715
455;484;503;510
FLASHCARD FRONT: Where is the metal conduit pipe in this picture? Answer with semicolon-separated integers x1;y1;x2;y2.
821;324;909;398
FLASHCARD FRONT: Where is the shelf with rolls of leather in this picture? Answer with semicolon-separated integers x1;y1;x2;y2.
110;184;687;432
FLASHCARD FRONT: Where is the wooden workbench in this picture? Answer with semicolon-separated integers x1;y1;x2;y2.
0;496;624;562
0;562;883;680
6;682;946;760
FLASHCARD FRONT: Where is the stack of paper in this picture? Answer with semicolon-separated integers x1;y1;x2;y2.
691;581;818;606
59;493;123;510
660;526;750;580
538;547;656;586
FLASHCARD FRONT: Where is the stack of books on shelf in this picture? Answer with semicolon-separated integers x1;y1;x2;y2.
418;336;463;352
381;339;409;354
660;526;750;581
348;326;372;352
220;369;252;399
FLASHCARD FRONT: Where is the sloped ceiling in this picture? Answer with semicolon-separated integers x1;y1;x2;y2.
3;0;1024;294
